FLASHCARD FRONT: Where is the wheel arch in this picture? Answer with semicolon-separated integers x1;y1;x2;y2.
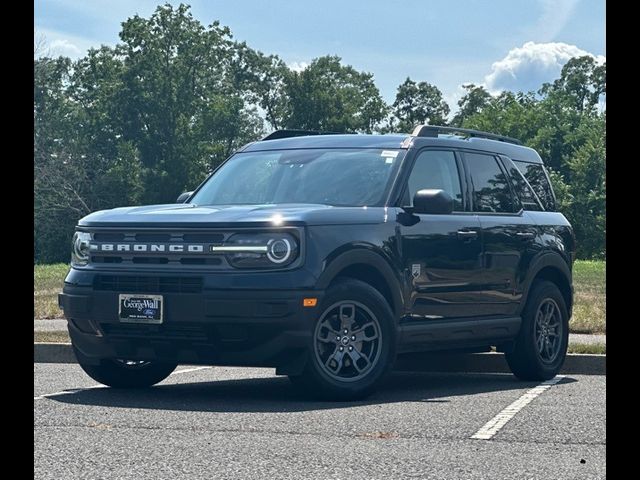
316;248;404;320
519;253;573;317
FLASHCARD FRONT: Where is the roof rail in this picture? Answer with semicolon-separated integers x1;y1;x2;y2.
411;125;522;145
261;129;344;141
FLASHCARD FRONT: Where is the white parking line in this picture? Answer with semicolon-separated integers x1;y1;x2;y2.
471;375;564;440
34;366;212;400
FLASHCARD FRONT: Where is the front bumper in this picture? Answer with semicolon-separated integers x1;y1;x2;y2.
59;281;324;368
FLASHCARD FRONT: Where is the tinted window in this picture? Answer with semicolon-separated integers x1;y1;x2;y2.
505;163;541;211
513;161;556;211
406;150;463;210
466;153;515;213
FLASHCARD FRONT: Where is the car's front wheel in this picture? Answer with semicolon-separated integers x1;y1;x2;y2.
74;347;177;388
289;278;396;401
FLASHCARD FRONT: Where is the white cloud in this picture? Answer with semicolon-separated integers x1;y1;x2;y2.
288;61;309;73
49;39;82;57
34;27;108;59
484;41;605;94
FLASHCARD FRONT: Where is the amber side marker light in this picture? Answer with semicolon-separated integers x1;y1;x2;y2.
303;298;318;307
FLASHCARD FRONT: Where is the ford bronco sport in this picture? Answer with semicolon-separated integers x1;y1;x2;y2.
59;125;574;400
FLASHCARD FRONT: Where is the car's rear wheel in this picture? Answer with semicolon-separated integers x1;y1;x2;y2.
506;280;569;381
289;278;396;400
73;346;177;388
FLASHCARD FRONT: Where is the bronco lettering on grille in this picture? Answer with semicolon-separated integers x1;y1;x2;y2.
90;244;206;253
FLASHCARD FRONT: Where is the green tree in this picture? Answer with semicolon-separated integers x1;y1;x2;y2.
388;77;449;132
115;4;258;203
232;43;289;130
280;56;388;133
450;83;491;126
543;56;606;113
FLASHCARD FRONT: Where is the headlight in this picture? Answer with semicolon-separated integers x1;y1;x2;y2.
71;231;91;267
213;232;299;269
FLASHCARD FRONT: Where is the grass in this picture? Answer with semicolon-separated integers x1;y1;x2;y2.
33;260;606;334
34;331;70;343
570;260;606;334
568;343;606;355
34;263;69;319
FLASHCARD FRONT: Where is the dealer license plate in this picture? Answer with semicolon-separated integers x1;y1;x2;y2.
118;294;163;324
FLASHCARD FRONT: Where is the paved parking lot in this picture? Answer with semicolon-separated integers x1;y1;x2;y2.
34;364;605;479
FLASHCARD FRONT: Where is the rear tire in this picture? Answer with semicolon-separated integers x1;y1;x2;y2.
289;278;396;401
506;280;569;381
73;347;177;388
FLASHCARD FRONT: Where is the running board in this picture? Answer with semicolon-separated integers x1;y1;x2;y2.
398;316;521;353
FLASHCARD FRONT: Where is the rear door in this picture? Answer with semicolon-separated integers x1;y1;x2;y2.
462;151;538;316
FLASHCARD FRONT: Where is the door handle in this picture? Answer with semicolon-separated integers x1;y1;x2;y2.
457;230;478;241
516;232;535;240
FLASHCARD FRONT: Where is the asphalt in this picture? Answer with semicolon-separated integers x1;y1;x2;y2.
34;364;606;479
34;318;607;345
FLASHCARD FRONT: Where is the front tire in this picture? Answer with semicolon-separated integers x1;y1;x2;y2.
289;278;396;401
74;347;177;388
506;280;569;381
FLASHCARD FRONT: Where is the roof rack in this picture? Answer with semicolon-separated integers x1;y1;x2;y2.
261;129;344;141
411;125;522;145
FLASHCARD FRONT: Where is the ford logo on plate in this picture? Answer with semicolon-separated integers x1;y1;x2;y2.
143;308;156;316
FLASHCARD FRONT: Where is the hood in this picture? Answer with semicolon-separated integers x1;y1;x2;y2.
78;203;390;228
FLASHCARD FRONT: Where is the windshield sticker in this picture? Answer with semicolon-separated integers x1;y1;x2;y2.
381;150;399;158
385;157;394;164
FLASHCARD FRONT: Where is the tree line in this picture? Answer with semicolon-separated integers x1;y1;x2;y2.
34;3;605;263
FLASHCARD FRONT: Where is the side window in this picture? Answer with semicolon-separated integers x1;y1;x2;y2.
502;158;542;211
406;150;463;211
513;160;556;211
465;152;516;213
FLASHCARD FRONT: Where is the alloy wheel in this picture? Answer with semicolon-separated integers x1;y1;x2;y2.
534;298;563;364
313;301;382;382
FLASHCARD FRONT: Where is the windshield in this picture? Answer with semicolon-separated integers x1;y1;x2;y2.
190;148;405;207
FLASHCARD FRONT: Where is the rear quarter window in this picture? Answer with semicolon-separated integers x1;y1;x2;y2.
513;160;556;211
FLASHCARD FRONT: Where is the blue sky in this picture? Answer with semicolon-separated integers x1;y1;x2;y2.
34;0;605;108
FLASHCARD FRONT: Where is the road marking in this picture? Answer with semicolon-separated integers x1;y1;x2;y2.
34;366;212;400
170;366;211;375
471;375;565;440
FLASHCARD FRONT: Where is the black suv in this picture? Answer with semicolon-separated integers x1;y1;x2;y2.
59;125;574;400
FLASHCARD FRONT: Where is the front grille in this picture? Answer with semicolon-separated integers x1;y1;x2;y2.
134;233;172;242
93;232;125;242
91;256;123;264
183;233;225;243
87;229;232;269
94;275;203;294
101;323;209;341
131;257;170;264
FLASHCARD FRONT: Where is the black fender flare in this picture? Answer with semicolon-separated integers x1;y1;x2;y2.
518;252;573;315
315;248;404;320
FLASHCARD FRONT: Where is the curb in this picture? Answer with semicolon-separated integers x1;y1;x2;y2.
34;343;605;375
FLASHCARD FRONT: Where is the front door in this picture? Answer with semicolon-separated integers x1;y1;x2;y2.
398;149;485;320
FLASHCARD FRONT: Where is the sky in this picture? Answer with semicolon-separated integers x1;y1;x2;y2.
34;0;606;110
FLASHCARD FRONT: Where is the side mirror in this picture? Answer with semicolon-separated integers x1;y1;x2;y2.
176;191;193;203
411;189;453;215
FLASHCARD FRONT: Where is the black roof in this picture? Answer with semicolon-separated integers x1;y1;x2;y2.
241;133;543;164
